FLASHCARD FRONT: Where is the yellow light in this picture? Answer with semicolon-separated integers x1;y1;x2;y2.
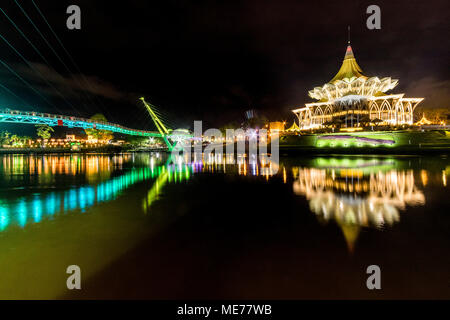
443;171;447;187
339;127;363;132
421;170;428;187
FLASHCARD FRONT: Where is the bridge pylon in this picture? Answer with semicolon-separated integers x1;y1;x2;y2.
140;97;174;150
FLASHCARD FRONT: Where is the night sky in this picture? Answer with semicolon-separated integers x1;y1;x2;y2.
0;0;449;132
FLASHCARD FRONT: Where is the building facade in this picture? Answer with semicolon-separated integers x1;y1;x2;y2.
292;42;424;130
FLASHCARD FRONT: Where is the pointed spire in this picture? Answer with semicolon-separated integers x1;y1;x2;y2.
347;25;351;44
345;44;354;59
344;26;354;59
328;28;367;83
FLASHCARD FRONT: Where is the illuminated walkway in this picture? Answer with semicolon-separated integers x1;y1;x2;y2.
0;98;191;149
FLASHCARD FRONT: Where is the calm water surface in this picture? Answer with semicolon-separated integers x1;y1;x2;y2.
0;153;449;299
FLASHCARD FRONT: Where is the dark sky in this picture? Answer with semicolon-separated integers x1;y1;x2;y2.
0;0;449;131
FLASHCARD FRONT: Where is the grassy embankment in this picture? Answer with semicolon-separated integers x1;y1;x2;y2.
279;130;450;154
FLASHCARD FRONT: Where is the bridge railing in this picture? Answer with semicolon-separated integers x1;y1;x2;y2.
0;108;193;141
0;108;160;136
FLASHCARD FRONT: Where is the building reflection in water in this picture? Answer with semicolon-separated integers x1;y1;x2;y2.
292;158;426;252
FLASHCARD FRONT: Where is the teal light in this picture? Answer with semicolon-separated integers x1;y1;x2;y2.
45;193;57;216
78;187;86;211
33;197;42;223
0;206;9;231
67;189;77;211
17;200;27;227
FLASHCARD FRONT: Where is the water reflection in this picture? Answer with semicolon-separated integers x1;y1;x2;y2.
0;167;155;231
1;153;448;254
292;158;426;251
0;153;137;187
0;153;189;232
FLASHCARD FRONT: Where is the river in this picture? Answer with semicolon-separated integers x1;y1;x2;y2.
0;153;449;299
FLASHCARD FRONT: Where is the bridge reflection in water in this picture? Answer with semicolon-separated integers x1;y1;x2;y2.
292;158;426;251
0;153;193;232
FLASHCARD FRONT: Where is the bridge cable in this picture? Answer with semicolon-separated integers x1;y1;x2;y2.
30;0;112;118
0;58;63;112
0;7;93;115
149;105;176;130
0;32;81;115
0;7;73;113
11;1;98;115
0;83;32;107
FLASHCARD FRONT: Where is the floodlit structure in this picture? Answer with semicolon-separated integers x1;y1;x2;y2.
292;40;424;130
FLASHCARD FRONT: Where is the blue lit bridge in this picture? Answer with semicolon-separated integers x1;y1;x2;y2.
0;98;192;150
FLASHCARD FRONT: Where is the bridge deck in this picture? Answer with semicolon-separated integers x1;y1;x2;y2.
0;109;163;137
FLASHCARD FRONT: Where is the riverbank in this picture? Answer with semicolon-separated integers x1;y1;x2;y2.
279;130;450;155
0;146;167;154
2;130;450;155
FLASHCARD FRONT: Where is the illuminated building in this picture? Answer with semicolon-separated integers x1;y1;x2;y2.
292;39;424;130
416;113;433;126
286;121;300;132
269;121;285;132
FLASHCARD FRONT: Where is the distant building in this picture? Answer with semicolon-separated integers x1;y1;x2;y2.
87;135;98;143
269;121;285;132
245;109;258;120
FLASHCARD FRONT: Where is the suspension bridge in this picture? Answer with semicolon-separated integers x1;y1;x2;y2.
0;98;192;150
0;2;193;151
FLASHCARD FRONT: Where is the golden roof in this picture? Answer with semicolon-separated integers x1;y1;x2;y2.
329;45;368;84
416;113;433;125
286;121;300;131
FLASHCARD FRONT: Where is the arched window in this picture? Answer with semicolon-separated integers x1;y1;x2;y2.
397;102;405;124
405;102;413;123
380;100;392;122
369;102;380;120
324;106;332;122
314;107;324;125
